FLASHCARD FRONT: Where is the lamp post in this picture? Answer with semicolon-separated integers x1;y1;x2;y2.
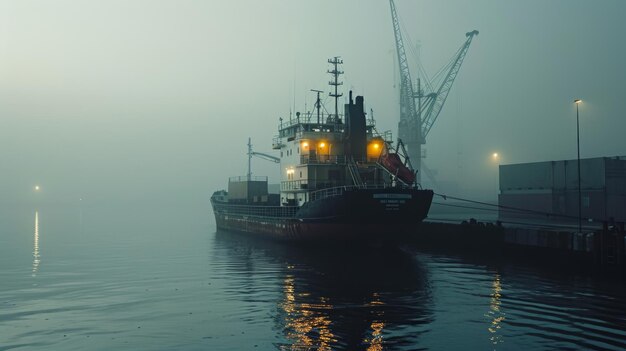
574;99;582;233
492;152;500;202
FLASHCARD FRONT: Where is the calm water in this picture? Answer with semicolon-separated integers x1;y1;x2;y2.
1;204;626;350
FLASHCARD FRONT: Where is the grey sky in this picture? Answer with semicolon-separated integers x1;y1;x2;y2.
2;0;625;205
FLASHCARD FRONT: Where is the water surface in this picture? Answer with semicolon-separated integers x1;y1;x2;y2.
1;204;625;350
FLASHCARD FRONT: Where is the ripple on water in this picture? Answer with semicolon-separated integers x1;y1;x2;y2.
2;208;626;350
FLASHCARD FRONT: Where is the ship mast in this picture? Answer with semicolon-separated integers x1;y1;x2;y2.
247;137;252;181
247;137;280;181
327;56;343;123
310;89;323;125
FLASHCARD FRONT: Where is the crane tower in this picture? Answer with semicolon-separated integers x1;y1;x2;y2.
389;0;478;184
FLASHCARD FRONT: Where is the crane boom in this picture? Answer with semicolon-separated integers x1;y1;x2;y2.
247;138;279;180
390;0;424;183
389;0;478;185
251;151;280;163
389;0;419;139
421;30;478;138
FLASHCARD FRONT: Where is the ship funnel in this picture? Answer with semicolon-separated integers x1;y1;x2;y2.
345;92;366;161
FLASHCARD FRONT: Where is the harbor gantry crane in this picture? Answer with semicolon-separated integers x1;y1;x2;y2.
389;0;478;184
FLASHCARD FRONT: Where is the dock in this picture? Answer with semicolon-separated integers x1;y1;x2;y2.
414;217;626;278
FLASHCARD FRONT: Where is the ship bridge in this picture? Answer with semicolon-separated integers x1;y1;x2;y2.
271;58;405;207
273;100;393;207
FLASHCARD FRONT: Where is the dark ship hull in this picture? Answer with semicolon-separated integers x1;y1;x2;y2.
211;188;434;242
212;61;435;244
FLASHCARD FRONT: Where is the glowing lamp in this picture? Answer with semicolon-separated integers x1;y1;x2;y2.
319;142;325;148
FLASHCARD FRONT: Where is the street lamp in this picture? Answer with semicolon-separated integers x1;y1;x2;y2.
574;99;582;233
492;152;500;202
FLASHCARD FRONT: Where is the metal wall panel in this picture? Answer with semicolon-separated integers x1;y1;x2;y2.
499;189;624;222
606;158;626;194
562;158;605;189
228;181;249;200
499;162;553;191
498;193;553;220
607;195;626;221
228;180;268;200
500;157;615;191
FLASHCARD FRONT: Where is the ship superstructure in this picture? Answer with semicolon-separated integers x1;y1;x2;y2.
211;59;433;242
274;93;392;206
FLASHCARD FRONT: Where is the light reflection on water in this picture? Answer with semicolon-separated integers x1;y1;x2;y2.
1;205;626;350
280;274;335;350
213;231;433;350
487;273;505;348
366;320;385;351
32;210;40;277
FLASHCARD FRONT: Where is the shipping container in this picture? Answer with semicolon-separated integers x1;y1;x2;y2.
499;157;626;222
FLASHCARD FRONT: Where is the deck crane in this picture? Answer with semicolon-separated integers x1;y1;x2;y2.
389;0;478;184
247;137;280;181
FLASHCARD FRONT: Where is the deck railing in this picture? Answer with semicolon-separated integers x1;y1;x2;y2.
228;175;268;182
213;182;416;217
281;180;343;191
308;184;393;202
300;154;347;164
298;155;376;165
213;201;298;218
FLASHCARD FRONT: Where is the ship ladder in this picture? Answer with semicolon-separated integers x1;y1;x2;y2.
348;158;364;188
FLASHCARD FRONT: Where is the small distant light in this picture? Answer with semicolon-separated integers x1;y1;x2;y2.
574;99;582;104
34;185;40;191
373;144;380;149
319;142;325;148
493;153;498;158
302;142;309;148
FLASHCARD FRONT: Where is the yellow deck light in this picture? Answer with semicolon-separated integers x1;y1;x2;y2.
367;139;384;159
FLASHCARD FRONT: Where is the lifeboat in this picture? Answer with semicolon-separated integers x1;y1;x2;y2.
378;142;416;186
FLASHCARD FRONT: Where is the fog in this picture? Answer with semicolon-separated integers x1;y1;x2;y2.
2;0;625;207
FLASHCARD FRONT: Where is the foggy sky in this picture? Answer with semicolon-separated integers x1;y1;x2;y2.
2;0;625;206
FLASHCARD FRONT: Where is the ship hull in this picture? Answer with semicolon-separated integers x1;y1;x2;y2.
211;188;434;243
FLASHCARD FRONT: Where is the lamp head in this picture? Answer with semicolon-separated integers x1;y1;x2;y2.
574;99;582;104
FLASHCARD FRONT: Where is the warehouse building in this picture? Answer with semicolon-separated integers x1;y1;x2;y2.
498;157;626;223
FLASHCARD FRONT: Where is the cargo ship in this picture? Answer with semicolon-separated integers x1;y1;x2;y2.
210;59;433;242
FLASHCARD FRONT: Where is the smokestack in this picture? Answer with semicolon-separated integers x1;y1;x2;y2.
356;95;363;111
345;94;366;161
